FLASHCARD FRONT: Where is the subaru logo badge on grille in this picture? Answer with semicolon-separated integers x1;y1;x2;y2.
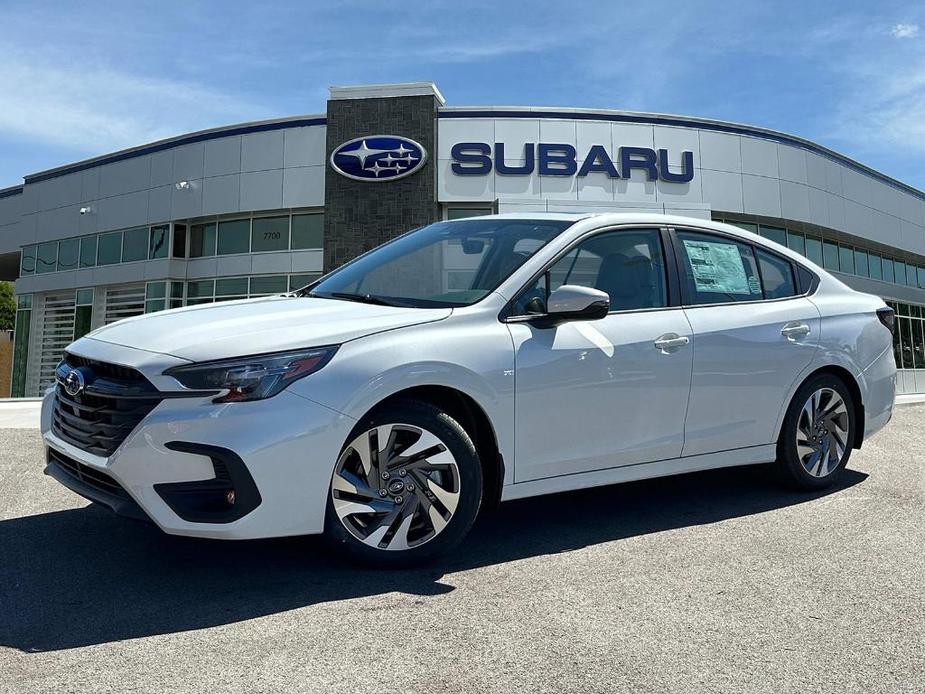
330;135;427;181
63;369;85;397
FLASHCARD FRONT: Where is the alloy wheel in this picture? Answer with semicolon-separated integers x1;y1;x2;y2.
795;387;850;478
331;423;462;551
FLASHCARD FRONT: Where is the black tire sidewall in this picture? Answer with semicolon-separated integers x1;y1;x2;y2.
323;399;483;567
778;374;856;489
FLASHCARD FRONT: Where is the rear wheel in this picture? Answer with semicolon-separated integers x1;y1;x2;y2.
776;373;856;490
324;399;482;567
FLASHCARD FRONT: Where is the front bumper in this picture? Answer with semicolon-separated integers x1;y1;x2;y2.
41;340;356;540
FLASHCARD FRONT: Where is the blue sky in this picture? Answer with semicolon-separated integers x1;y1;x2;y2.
1;1;923;189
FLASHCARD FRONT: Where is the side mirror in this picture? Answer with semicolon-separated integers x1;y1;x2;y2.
532;285;610;327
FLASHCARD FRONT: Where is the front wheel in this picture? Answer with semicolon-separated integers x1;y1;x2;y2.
324;399;483;567
776;374;856;490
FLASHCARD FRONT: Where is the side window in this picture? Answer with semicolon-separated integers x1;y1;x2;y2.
676;231;762;305
512;228;668;315
755;248;798;299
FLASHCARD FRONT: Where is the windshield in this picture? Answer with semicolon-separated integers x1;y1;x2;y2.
306;218;575;308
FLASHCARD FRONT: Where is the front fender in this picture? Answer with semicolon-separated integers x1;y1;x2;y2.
287;315;516;484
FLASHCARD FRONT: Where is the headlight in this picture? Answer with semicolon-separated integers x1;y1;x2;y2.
165;346;338;403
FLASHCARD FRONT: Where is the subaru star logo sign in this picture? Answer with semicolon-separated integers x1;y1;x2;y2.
330;135;427;182
63;369;85;397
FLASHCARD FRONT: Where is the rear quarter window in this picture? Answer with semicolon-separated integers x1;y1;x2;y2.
755;248;798;299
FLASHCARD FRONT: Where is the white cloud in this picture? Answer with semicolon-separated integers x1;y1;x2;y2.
891;23;920;39
0;48;273;164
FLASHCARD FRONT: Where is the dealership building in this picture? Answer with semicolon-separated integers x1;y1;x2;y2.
2;81;925;396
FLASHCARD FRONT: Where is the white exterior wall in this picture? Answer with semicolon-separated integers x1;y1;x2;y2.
12;119;327;296
436;113;925;256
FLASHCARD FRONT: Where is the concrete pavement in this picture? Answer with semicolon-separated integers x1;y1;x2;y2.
1;405;923;693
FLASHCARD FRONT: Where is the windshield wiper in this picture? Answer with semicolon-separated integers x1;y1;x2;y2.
309;291;405;307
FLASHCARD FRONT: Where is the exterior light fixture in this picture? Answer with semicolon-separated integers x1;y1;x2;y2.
175;180;191;191
79;206;91;215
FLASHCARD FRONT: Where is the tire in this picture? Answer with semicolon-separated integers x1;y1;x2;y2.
776;373;857;490
323;398;483;567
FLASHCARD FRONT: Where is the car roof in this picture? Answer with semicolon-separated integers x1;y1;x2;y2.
454;211;740;229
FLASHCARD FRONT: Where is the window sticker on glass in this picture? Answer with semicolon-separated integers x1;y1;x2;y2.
683;239;757;295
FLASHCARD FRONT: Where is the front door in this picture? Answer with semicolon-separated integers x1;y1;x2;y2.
507;227;694;483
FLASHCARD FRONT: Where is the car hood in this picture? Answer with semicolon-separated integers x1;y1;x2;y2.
83;295;452;363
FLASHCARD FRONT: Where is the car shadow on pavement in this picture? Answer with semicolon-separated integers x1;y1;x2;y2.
0;464;867;652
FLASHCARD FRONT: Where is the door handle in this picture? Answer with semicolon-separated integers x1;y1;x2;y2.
654;333;690;352
781;323;811;340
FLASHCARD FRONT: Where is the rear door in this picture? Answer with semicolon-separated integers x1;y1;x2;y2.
672;229;820;456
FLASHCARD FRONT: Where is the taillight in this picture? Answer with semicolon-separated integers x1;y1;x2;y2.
877;306;895;335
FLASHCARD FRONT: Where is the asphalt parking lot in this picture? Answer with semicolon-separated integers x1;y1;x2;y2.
1;406;923;694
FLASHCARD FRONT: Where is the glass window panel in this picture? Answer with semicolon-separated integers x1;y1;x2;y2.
289;273;320;291
172;224;187;258
20;246;36;275
145;299;166;313
756;249;797;299
74;305;92;339
97;232;122;265
787;232;805;256
759;225;787;247
251;216;289;252
189;223;217;258
907;263;918;287
804;237;823;266
868;253;882;280
823;241;839;271
447;207;493;220
215;277;249;296
217;219;250;255
899;317;914;369
919;267;925;290
913;319;925;369
291;214;323;249
170;281;185;299
75;288;93;306
122;227;148;262
249;275;288;296
912;305;922;319
57;238;79;271
892;315;903;368
16;294;32;309
675;231;761;305
11;309;31;397
186;279;214;299
898;302;910;317
149;225;169;259
145;282;166;300
36;242;58;274
883;257;895;283
79;236;97;268
895;260;908;285
853;249;869;277
838;245;855;274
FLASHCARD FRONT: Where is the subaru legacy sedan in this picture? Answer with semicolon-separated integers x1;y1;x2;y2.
42;213;896;565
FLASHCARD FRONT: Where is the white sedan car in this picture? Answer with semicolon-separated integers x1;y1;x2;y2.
42;213;896;565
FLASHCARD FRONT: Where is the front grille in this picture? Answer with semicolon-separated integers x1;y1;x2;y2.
47;447;129;499
52;354;164;457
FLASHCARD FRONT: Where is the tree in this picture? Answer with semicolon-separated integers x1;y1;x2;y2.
0;282;14;331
